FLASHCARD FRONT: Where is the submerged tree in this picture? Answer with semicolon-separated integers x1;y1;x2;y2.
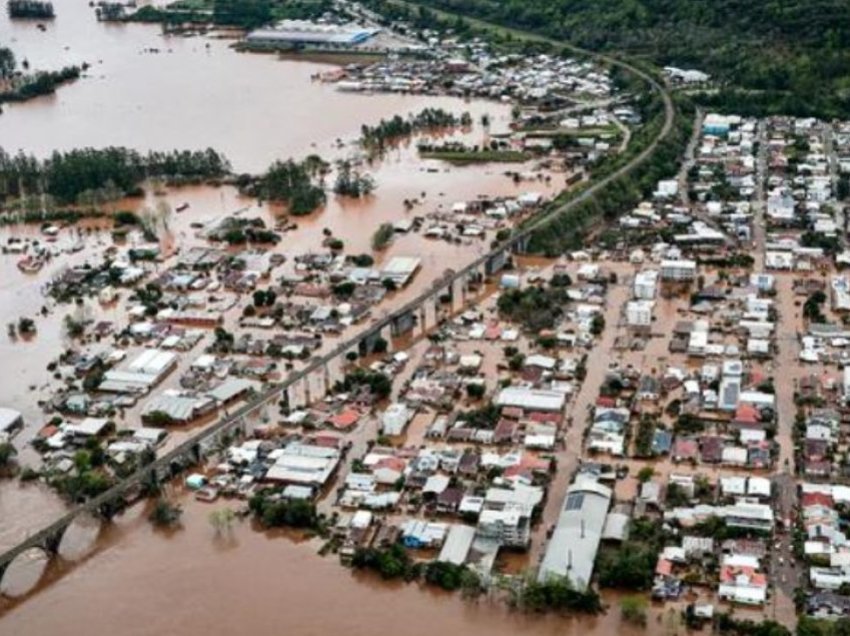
209;508;237;534
333;160;375;198
149;498;183;528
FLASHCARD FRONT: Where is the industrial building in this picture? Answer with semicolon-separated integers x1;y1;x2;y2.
494;386;566;412
245;20;380;49
380;256;422;287
99;349;178;394
265;443;341;487
538;477;612;590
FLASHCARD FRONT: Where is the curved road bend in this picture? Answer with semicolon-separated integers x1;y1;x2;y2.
0;12;676;574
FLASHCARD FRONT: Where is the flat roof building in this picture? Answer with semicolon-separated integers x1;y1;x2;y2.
380;256;422;287
495;386;566;412
265;443;341;487
246;20;380;48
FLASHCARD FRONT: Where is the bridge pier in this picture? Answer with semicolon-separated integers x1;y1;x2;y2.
359;326;392;357
450;277;465;313
390;310;416;338
285;377;309;410
306;366;327;403
486;250;507;276
513;233;531;254
326;357;344;390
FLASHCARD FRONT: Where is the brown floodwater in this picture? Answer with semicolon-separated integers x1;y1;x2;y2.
1;0;512;173
0;2;615;632
0;498;654;636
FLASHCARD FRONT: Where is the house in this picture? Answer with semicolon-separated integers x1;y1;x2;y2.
636;375;661;402
718;557;767;605
808;592;850;619
672;438;699;463
626;300;654;328
381;402;414;436
477;484;544;548
0;408;23;439
700;436;725;463
401;520;448;548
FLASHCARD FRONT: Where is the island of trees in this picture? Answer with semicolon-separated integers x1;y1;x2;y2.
7;0;54;19
0;47;84;106
360;108;473;155
243;156;327;215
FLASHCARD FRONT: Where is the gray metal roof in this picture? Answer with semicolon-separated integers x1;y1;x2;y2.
538;478;612;590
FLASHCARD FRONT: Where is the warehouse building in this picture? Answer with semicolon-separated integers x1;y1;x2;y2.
538;477;612;590
246;20;380;49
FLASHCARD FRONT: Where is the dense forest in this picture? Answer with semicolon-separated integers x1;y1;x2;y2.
131;0;332;29
368;0;850;119
0;147;230;204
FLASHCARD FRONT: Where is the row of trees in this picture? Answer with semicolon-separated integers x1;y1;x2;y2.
211;0;332;29
0;47;15;79
525;98;694;255
360;108;473;154
351;545;483;594
249;491;320;529
0;146;231;204
497;284;570;332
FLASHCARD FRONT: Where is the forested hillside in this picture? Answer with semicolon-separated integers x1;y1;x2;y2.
398;0;850;118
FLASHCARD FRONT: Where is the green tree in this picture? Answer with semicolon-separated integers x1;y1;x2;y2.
620;595;647;626
0;442;17;472
372;223;394;250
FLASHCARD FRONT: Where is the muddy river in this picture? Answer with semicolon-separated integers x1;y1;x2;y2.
0;498;658;636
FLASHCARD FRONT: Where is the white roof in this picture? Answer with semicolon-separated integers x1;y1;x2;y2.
495;386;565;412
437;524;476;565
539;479;612;590
0;408;22;433
64;417;110;437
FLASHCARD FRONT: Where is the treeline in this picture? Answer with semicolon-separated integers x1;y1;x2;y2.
130;0;332;29
351;545;483;594
360;108;472;153
368;0;850;119
525;97;693;256
0;147;231;204
0;66;84;105
8;0;54;19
